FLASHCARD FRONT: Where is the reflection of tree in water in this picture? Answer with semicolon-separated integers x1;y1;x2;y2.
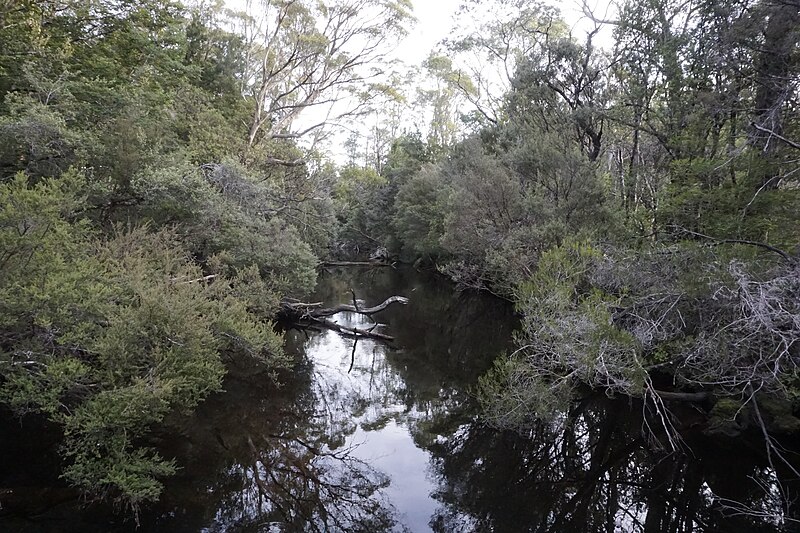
138;266;800;532
299;267;518;451
16;266;798;532
284;269;799;532
303;324;409;440
130;345;401;532
315;266;518;383
304;267;517;432
421;397;797;533
206;435;395;532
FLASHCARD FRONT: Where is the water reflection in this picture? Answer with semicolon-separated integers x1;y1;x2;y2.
2;267;799;532
133;348;400;533
423;397;799;532
135;265;517;533
217;435;395;532
277;267;519;532
296;268;800;532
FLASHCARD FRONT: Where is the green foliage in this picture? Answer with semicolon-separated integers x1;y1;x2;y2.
0;96;79;180
172;85;249;163
131;161;319;296
393;164;450;258
375;0;800;441
482;235;800;433
334;165;387;211
661;158;800;250
63;437;177;510
477;355;572;430
332;164;389;250
0;166;287;511
388;128;609;296
514;242;645;395
0;0;423;516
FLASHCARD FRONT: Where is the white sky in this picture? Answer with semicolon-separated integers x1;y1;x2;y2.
398;0;616;62
223;0;616;163
400;0;461;63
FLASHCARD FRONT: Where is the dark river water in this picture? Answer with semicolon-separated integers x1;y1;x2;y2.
1;266;799;532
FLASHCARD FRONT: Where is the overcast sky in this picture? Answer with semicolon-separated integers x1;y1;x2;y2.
398;0;616;63
223;0;616;162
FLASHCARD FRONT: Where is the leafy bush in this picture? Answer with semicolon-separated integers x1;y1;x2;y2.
480;238;800;433
393;163;450;258
0;174;287;510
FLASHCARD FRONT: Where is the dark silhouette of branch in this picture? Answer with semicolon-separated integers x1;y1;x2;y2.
670;225;796;265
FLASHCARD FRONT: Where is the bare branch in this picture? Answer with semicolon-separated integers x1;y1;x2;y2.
670;225;796;265
581;0;619;26
750;121;800;151
243;0;411;152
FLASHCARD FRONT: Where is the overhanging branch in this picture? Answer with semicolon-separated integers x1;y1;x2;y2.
751;122;800;151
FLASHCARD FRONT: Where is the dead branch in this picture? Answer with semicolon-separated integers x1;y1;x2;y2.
309;316;396;342
750;122;800;151
321;260;392;267
582;0;619;25
282;295;408;319
279;294;409;342
652;390;710;402
670;225;796;265
263;157;306;167
170;274;218;284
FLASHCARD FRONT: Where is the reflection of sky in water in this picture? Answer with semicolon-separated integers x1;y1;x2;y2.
351;421;437;533
305;308;439;532
2;268;793;533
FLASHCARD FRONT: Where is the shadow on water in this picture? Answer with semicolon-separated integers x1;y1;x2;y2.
1;266;799;532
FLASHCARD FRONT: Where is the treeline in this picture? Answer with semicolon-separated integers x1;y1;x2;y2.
2;0;800;516
336;0;800;444
0;0;412;512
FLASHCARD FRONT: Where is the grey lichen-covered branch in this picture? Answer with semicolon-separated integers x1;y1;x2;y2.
279;295;409;341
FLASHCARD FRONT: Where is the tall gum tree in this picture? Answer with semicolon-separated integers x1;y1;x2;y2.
240;0;413;159
442;0;608;158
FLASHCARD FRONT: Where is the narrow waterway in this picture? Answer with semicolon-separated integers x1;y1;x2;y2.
1;266;798;532
136;265;519;532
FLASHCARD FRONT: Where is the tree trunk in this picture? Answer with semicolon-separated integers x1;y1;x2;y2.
751;1;800;188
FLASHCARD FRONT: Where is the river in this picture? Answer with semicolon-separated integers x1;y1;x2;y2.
0;266;797;532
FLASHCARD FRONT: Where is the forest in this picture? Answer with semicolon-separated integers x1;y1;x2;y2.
0;0;799;527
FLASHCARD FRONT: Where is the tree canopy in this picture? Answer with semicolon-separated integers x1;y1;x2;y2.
0;0;409;512
1;0;800;520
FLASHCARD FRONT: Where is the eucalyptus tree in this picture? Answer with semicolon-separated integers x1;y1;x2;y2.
417;54;470;151
240;0;413;158
443;0;567;125
443;0;609;160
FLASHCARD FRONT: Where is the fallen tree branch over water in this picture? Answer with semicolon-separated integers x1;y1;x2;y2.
279;295;409;341
320;260;393;267
309;316;397;341
284;295;409;318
